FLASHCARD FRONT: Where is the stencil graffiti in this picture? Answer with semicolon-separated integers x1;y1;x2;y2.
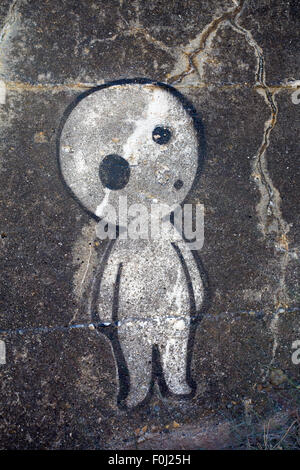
58;78;208;408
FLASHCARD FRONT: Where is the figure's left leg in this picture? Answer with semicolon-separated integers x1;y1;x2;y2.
158;318;193;396
118;324;153;409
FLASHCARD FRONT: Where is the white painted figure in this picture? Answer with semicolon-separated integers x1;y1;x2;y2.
59;79;205;408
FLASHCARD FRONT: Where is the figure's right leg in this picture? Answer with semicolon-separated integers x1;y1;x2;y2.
118;326;153;409
158;318;192;396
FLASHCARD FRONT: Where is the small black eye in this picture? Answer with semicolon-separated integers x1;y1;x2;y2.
174;179;184;190
152;126;172;145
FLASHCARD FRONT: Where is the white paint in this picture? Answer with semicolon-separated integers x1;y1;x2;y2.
287;80;300;88
270;311;280;364
0;0;20;77
0;81;6;104
0;340;6;364
284;80;300;104
122;88;170;166
173;319;186;331
292;88;300;105
291;340;300;365
61;145;73;153
95;188;111;217
166;265;184;312
75;150;88;173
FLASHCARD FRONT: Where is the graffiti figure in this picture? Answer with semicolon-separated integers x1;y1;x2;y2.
58;79;206;408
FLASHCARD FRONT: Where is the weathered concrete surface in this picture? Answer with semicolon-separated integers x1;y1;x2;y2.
0;0;299;449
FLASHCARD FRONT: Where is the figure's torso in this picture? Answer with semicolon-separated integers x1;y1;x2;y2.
95;234;203;322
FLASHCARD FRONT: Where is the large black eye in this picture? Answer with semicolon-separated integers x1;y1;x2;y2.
99;154;130;190
152;126;172;145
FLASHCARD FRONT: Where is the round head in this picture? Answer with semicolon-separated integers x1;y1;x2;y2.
58;79;201;223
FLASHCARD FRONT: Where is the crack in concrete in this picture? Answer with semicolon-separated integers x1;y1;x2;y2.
4;80;94;92
230;10;290;352
123;26;178;57
230;17;290;243
229;8;293;365
4;80;299;94
166;0;245;85
0;307;299;338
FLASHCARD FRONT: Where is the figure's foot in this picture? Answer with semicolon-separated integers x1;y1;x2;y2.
118;337;153;409
167;381;193;397
159;336;193;398
125;384;150;409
